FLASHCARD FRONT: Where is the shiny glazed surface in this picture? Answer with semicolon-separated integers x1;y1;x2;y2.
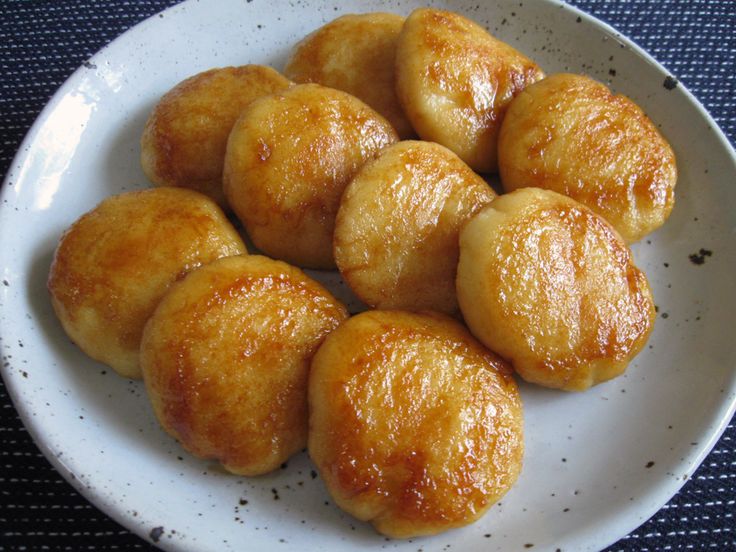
395;7;544;173
309;310;524;538
140;65;292;206
457;188;655;391
334;140;495;314
223;83;398;269
284;13;414;139
141;255;348;476
498;73;677;243
47;187;246;378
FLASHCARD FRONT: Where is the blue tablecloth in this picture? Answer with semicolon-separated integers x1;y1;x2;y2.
1;1;733;550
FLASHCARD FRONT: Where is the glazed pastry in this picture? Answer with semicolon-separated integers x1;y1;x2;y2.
48;187;246;378
498;73;677;243
141;255;348;476
395;7;544;173
309;310;523;538
224;83;398;269
457;187;655;391
334;140;495;314
285;13;413;138
141;65;291;206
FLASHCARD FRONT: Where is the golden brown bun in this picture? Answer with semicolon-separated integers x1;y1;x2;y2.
284;13;414;139
395;8;544;173
48;187;246;378
457;188;655;391
223;83;398;269
309;310;523;538
141;255;348;476
498;73;677;243
334;140;495;314
141;65;292;206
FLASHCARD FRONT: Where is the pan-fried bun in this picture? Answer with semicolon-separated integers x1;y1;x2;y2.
457;188;655;391
141;65;291;206
48;187;246;378
141;255;348;476
498;73;677;243
224;83;398;269
395;7;544;173
284;13;413;139
334;140;495;314
309;310;523;538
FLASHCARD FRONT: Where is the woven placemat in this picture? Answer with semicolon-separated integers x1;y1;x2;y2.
1;0;734;550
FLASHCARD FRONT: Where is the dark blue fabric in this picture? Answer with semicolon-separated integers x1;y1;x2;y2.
1;1;733;549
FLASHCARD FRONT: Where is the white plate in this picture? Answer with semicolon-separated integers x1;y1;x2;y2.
1;1;735;550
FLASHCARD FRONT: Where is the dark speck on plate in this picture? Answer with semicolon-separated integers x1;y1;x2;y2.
663;76;678;90
689;248;713;265
149;526;165;543
646;461;655;468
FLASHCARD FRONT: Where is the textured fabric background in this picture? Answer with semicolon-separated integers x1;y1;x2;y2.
1;0;734;550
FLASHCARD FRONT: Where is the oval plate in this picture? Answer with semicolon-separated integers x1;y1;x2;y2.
1;0;735;550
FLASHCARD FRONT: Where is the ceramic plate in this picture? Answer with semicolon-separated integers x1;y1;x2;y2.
1;0;735;550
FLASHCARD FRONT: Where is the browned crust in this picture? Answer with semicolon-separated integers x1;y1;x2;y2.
309;310;523;537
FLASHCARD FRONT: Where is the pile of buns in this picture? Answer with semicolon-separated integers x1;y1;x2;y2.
48;7;675;538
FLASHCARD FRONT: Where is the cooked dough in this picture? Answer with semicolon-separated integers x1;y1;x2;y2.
141;255;348;476
395;7;544;173
309;310;523;538
334;140;495;314
498;73;677;243
284;13;413;139
141;65;291;206
224;83;398;269
457;188;655;391
48;187;246;378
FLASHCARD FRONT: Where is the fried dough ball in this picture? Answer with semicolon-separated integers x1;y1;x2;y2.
334;140;495;314
223;83;398;269
498;73;677;243
141;255;348;476
284;13;414;139
48;188;246;379
141;65;292;206
309;310;523;538
395;8;544;173
457;188;655;391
